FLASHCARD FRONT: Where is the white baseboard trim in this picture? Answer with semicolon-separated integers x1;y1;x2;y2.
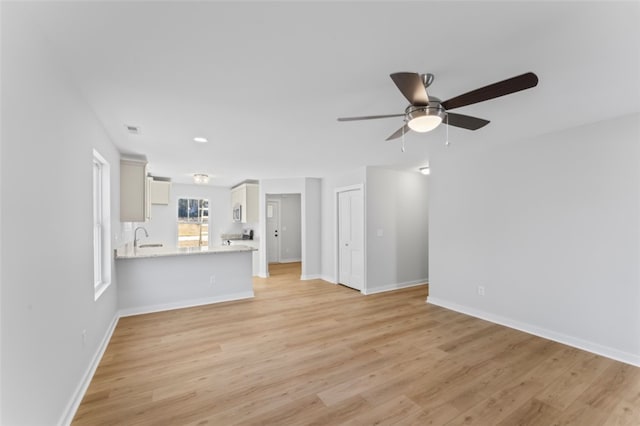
364;279;428;295
278;258;302;263
59;312;119;426
300;274;322;280
119;291;255;317
257;272;269;278
321;275;337;284
427;296;640;368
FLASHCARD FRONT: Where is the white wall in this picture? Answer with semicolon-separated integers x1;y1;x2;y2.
141;183;244;248
365;167;429;293
1;7;122;424
428;113;640;366
302;178;321;279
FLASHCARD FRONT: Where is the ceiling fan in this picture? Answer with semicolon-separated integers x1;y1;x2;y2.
338;72;539;140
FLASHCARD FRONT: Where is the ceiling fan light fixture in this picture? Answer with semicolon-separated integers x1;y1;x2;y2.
193;173;209;184
407;106;445;133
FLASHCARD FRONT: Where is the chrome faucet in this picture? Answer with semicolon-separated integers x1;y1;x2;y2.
134;226;149;248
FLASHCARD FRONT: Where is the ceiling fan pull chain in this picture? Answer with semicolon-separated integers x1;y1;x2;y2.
401;125;406;152
445;116;450;147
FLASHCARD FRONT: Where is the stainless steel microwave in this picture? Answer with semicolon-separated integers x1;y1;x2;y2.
233;204;242;222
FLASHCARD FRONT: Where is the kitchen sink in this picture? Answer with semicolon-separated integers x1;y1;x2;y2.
138;243;163;248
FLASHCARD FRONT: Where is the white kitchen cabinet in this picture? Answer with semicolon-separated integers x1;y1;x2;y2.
230;182;259;223
120;159;149;222
150;180;171;205
230;186;244;215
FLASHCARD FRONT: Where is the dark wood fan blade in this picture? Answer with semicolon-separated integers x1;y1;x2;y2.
444;113;490;130
441;72;538;110
390;72;429;106
337;113;405;122
386;123;411;141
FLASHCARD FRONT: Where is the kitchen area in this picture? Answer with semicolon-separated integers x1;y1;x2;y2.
116;157;261;315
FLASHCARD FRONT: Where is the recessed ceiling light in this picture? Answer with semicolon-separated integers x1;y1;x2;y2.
193;137;208;143
419;166;430;175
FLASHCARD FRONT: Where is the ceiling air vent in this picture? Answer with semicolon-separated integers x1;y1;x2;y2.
125;125;141;135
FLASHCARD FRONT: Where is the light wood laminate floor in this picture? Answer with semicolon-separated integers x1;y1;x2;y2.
73;262;640;425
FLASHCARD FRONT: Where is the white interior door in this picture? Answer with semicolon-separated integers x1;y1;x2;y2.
266;200;280;263
338;189;364;291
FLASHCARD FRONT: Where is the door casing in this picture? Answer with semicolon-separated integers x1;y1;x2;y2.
335;184;366;293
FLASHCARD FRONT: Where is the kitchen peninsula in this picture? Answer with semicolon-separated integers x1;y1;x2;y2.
115;244;256;316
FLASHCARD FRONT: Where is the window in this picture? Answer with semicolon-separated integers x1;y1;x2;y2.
93;149;111;300
177;198;209;247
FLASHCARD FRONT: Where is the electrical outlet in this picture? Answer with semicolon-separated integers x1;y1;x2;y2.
477;286;485;296
210;275;216;287
81;329;87;346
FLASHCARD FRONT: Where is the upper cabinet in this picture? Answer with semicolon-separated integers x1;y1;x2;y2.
120;159;149;222
149;180;171;205
231;182;259;223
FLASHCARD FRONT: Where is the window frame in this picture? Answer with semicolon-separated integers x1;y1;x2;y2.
93;149;111;300
177;197;209;248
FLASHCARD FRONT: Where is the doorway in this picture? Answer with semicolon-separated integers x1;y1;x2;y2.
266;194;302;276
337;186;364;291
266;199;280;264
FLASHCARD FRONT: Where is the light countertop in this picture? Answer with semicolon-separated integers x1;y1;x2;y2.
115;243;257;260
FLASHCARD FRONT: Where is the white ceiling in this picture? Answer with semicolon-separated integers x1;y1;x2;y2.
15;1;640;186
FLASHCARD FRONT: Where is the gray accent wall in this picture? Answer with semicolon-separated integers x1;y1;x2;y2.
365;167;429;293
319;167;430;293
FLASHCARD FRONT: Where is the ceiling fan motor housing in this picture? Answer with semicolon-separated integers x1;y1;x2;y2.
405;102;445;133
